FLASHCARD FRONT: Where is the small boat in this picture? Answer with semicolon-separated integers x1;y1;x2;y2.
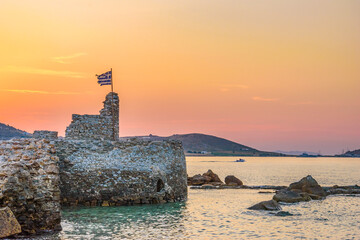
235;159;246;162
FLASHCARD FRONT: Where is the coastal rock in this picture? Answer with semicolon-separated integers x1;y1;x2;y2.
289;175;326;198
249;200;281;211
325;185;360;195
188;169;223;186
190;174;208;185
0;207;22;238
273;189;309;203
225;175;243;186
203;169;223;183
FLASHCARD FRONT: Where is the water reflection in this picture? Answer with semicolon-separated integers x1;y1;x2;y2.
60;203;187;240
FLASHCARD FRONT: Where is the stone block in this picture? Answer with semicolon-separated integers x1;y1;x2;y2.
0;207;22;238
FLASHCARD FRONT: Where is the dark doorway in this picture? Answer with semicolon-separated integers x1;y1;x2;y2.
156;179;164;192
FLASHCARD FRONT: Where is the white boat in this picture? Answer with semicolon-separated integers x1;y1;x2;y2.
235;159;246;162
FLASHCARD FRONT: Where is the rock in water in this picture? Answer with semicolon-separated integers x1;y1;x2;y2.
274;211;294;217
225;175;243;186
188;170;223;186
0;207;22;238
248;200;282;211
203;169;223;183
289;175;326;198
189;174;208;185
273;189;309;203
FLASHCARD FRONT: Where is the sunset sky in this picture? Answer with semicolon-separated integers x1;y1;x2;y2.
0;0;359;154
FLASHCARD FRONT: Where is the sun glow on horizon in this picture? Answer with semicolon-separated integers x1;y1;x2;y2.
0;0;359;154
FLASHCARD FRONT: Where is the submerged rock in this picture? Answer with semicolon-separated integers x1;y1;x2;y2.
274;211;294;217
273;189;309;203
325;185;360;195
248;200;281;211
201;184;217;189
258;191;275;194
225;175;243;186
0;207;22;238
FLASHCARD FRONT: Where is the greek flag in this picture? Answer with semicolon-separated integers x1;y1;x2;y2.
96;70;112;86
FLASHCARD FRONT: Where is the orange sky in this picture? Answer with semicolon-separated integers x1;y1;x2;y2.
0;0;359;154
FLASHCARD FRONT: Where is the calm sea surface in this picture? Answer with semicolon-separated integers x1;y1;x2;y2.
58;157;360;239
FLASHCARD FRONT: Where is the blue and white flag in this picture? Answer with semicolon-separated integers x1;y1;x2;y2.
96;70;112;86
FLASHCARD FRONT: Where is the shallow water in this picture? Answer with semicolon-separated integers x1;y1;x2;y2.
57;157;360;239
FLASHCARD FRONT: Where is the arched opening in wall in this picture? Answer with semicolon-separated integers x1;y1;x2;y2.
156;179;164;192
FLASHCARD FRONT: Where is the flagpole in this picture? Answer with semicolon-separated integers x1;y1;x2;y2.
111;68;114;93
110;68;116;141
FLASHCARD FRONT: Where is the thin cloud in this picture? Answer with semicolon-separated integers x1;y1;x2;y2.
219;84;249;92
288;101;314;106
220;84;249;89
220;88;230;92
252;96;279;102
0;65;85;78
52;52;87;64
3;89;80;95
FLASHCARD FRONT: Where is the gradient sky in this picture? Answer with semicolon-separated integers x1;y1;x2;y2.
0;0;359;155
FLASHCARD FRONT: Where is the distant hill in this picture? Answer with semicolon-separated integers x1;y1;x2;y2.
275;150;319;156
338;149;360;157
122;133;284;156
0;122;32;140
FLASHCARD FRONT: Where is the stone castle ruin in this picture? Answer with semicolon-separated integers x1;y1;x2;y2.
65;92;119;140
33;130;58;139
0;92;187;237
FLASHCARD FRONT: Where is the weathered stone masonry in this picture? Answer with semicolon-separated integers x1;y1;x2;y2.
0;139;61;235
56;139;187;206
33;130;58;140
0;92;188;236
65;92;119;140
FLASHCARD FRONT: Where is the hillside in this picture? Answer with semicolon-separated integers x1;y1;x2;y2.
340;149;360;157
122;133;283;156
0;122;32;140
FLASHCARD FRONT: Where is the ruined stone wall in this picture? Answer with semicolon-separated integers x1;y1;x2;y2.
55;139;187;207
65;92;119;140
33;130;58;140
0;139;61;234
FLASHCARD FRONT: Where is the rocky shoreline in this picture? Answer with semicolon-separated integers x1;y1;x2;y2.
188;170;360;213
188;169;360;195
190;184;360;194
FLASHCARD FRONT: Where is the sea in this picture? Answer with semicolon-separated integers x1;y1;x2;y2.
56;157;360;240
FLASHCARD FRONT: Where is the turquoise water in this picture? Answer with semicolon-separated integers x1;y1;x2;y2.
58;157;360;239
